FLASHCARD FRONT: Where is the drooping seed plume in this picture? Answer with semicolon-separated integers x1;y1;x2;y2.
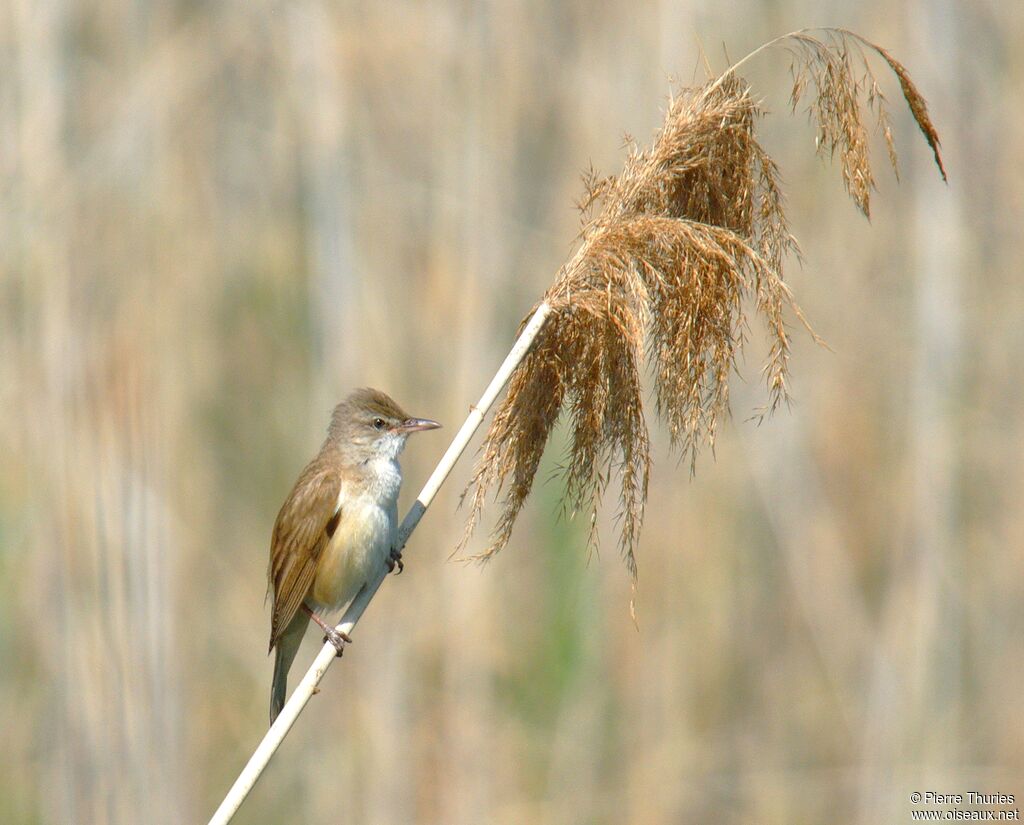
461;28;946;576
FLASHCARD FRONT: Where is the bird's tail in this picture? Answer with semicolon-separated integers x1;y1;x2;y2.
270;610;310;724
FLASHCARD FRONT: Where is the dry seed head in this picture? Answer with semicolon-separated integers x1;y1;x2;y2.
461;29;945;576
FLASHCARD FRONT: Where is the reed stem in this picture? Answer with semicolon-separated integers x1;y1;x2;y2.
207;301;553;825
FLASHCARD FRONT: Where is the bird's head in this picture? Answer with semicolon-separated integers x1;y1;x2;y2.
329;387;440;463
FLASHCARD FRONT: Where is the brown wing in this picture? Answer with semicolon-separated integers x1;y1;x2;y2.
267;461;342;651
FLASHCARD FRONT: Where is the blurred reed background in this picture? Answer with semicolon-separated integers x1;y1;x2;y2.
1;1;1022;824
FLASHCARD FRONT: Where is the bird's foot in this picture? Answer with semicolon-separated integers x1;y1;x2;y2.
321;627;352;657
387;547;404;575
304;605;351;657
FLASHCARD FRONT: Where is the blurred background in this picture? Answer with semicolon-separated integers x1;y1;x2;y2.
2;1;1022;823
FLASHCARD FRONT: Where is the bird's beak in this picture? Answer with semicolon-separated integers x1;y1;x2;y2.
396;417;442;433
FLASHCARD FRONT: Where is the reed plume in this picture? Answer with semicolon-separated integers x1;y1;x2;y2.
461;28;946;575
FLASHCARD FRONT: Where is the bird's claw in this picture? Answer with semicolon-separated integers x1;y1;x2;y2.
387;547;404;575
322;628;352;657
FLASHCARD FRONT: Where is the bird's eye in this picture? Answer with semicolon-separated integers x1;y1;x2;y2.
372;417;386;431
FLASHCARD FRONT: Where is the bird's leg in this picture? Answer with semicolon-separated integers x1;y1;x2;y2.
387;547;404;575
302;603;351;657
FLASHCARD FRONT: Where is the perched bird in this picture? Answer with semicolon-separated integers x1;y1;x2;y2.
267;388;440;723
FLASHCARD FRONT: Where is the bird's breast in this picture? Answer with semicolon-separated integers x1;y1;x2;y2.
310;483;398;612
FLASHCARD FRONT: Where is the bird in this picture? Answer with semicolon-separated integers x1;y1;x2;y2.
266;388;440;723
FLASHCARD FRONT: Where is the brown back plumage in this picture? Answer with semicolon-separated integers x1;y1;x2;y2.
267;459;341;651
